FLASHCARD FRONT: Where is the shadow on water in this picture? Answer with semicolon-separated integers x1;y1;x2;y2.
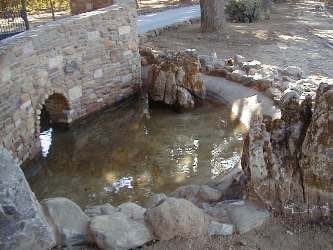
23;97;246;208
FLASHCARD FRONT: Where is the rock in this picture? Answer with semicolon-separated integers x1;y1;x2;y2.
176;86;195;110
147;50;206;110
145;193;167;208
117;202;146;221
90;213;152;250
0;149;55;250
221;201;269;234
301;83;333;215
145;197;208;240
208;221;234;236
171;185;222;206
198;185;223;202
281;66;303;79
241;60;262;70
42;197;90;246
230;69;247;83
170;185;201;204
234;54;246;65
202;203;231;224
280;90;300;124
85;203;116;217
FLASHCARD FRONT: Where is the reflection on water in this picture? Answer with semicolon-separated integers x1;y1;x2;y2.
23;100;245;208
40;128;53;157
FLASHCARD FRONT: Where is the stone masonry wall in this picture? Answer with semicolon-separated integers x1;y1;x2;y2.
0;0;140;163
70;0;114;15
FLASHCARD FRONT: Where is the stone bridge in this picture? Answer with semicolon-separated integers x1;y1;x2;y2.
0;0;140;163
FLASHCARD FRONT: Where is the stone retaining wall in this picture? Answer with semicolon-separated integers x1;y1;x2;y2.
0;0;140;163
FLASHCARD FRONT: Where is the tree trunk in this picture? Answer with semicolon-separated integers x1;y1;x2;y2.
200;0;225;32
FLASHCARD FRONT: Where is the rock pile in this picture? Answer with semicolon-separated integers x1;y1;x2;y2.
241;83;332;218
145;49;206;111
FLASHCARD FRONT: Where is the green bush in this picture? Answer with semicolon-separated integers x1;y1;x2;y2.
225;0;263;23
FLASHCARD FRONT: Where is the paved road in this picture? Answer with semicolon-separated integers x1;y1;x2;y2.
138;5;200;34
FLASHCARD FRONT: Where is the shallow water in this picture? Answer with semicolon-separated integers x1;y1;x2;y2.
23;99;245;208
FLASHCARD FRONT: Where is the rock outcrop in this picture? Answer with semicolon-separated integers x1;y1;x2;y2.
241;83;333;218
0;149;55;250
147;50;206;111
300;83;333;216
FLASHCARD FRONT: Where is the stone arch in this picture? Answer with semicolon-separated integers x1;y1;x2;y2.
38;93;72;132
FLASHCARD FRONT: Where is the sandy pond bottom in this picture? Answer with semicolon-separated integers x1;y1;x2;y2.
23;99;245;208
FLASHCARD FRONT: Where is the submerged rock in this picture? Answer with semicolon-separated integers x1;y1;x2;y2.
145;197;208;240
0;149;55;250
90;212;152;250
147;50;206;111
42;197;91;246
170;185;222;206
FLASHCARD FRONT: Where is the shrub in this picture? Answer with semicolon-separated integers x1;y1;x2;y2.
225;0;264;23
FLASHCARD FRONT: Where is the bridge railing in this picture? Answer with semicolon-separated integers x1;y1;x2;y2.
0;0;29;40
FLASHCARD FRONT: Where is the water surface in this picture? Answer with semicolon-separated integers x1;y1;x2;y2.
23;100;245;208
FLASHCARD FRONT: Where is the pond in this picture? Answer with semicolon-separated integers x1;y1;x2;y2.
23;99;245;208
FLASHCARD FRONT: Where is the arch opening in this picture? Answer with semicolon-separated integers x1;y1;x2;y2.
40;93;71;132
39;93;71;157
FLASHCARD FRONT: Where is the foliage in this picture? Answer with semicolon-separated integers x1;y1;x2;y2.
0;0;70;12
225;0;263;23
27;0;70;12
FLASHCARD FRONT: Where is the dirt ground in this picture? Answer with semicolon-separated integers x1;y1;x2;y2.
142;217;333;250
145;1;333;78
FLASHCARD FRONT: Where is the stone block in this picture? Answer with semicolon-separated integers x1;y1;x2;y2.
69;86;83;101
119;26;131;35
48;56;63;69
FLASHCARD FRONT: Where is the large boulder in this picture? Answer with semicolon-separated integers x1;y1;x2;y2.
144;197;209;240
90;212;153;250
147;50;206;111
41;197;91;246
0;149;55;250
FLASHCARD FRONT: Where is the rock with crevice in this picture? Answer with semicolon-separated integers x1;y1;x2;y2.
300;83;333;216
242;83;333;218
147;50;206;110
0;149;56;250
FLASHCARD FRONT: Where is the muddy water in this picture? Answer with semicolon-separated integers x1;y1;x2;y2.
23;99;245;208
